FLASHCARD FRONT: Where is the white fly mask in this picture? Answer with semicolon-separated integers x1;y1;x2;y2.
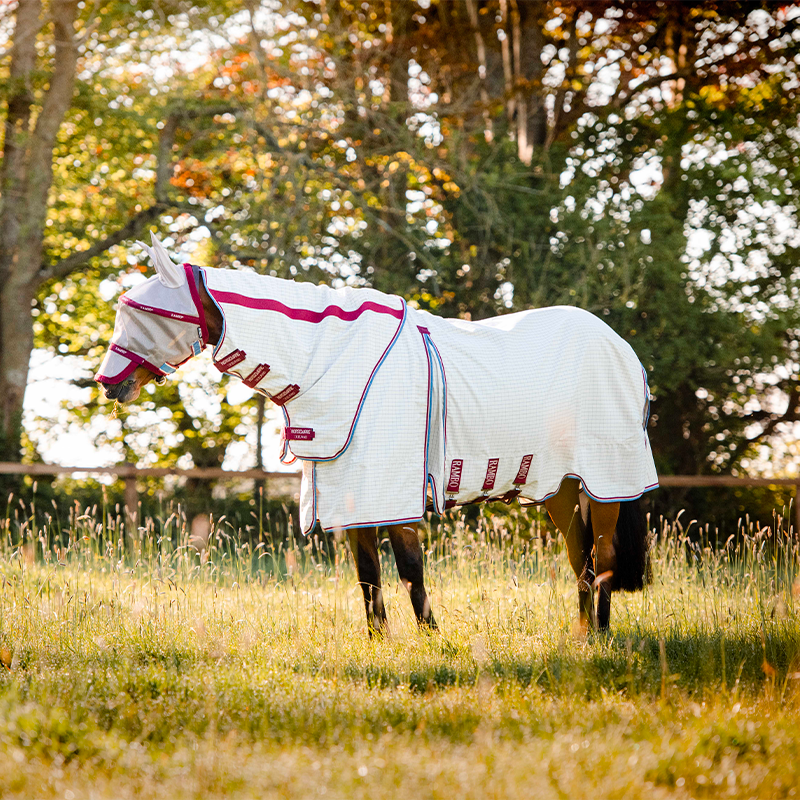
94;234;208;384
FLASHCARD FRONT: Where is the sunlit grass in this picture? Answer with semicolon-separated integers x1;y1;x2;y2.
1;498;799;798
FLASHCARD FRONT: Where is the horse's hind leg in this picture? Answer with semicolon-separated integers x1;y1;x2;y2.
387;523;437;630
347;527;387;636
588;499;620;631
545;478;595;631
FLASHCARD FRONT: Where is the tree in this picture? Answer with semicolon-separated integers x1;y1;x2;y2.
1;0;82;461
303;1;800;479
0;0;245;464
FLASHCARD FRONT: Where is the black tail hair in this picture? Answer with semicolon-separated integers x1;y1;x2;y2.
585;497;651;592
612;497;651;592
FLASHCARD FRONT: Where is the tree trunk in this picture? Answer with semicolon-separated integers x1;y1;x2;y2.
510;1;546;163
255;392;267;499
0;280;36;461
0;0;79;461
464;0;494;142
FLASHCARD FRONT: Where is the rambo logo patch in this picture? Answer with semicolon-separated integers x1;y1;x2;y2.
482;459;499;491
513;454;533;485
446;459;463;493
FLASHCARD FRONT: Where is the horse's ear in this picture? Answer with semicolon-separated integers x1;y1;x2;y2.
136;232;185;289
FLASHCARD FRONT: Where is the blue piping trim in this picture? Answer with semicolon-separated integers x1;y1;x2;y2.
425;335;447;513
427;338;447;447
293;302;408;463
427;475;442;516
279;405;292;463
531;473;660;505
320;515;425;533
200;269;227;360
421;331;447;516
421;333;434;516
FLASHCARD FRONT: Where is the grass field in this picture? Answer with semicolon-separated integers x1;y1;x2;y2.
1;500;799;799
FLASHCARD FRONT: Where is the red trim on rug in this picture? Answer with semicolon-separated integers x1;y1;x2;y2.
208;289;404;323
94;359;139;384
108;343;168;376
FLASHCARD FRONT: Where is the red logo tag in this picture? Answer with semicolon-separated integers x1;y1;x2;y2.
482;459;499;491
513;454;533;485
271;384;300;405
446;459;463;493
286;427;315;441
243;363;271;388
215;349;246;372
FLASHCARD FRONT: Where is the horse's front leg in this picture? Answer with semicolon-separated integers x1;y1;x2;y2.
347;527;387;636
545;478;595;632
387;523;437;630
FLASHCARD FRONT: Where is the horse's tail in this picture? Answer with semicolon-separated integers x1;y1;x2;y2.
610;497;651;592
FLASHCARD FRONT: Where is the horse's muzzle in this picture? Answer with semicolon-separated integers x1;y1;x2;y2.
98;378;137;402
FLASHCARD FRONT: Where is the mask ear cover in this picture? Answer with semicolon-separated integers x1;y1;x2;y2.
136;232;186;289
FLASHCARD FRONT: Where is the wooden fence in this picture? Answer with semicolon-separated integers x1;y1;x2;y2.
1;462;799;530
0;462;300;522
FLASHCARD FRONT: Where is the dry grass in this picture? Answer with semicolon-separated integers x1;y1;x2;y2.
0;501;799;798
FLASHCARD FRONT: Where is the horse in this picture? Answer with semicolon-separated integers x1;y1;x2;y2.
96;234;658;633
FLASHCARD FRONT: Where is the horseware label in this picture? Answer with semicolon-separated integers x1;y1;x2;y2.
243;363;271;388
272;384;300;405
446;459;463;493
482;459;499;491
513;454;534;485
215;349;246;371
286;427;315;441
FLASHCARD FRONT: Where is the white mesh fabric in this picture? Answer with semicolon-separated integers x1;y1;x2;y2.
121;273;199;319
95;275;203;382
306;304;658;532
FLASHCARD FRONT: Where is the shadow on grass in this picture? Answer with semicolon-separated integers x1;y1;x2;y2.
337;625;800;698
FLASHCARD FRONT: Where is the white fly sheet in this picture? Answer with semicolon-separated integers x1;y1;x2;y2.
202;269;659;534
95;239;658;534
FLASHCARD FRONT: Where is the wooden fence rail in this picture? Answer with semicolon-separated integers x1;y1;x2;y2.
1;463;798;530
658;475;800;533
0;462;300;522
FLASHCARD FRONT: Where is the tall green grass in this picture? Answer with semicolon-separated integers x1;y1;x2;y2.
1;496;799;798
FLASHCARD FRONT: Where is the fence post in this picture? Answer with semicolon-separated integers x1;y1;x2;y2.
123;463;138;527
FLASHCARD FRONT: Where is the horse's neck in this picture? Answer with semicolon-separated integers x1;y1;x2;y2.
200;282;223;346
